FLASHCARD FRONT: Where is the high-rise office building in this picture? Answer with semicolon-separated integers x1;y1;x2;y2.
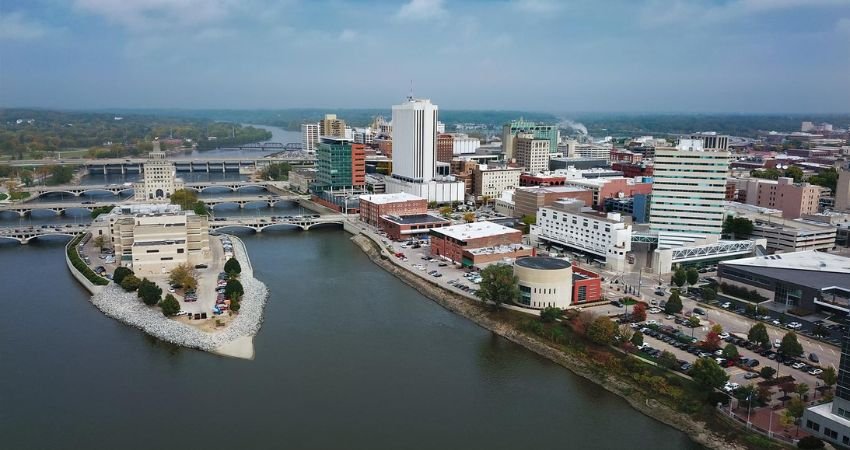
835;165;850;212
314;137;365;191
301;123;319;152
502;119;558;160
319;114;346;138
514;133;551;173
391;98;438;183
649;137;730;236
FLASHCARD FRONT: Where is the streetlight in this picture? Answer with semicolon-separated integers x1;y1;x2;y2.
746;390;754;429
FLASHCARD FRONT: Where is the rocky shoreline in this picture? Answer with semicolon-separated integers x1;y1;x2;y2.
81;235;268;359
350;233;747;450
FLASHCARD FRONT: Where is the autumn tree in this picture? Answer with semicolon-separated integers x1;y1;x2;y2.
475;264;519;309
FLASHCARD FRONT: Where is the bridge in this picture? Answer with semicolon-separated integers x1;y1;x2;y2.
3;155;317;172
0;199;123;217
204;195;302;209
22;180;279;199
210;215;346;232
0;223;88;244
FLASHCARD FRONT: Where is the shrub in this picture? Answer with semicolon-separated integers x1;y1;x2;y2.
120;275;141;292
797;436;825;449
113;267;133;285
160;294;180;317
67;235;109;286
719;282;767;302
224;257;241;276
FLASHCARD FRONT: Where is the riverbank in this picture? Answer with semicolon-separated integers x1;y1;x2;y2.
349;232;755;450
68;234;268;360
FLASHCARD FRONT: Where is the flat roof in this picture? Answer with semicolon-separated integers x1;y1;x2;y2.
381;214;448;225
722;251;850;274
359;192;425;204
431;221;519;241
516;257;571;270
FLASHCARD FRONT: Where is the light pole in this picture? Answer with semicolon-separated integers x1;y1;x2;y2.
746;390;754;429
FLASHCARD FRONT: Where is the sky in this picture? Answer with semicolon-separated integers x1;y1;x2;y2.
1;0;849;113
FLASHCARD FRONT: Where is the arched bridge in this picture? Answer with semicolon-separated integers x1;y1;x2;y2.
210;214;346;232
22;180;280;199
0;200;122;217
0;224;88;244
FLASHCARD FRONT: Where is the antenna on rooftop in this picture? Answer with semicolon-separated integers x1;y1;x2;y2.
408;79;414;101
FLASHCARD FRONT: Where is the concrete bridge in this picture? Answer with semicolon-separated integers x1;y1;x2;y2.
4;155;316;172
204;194;303;210
0;200;123;217
210;214;346;232
0;223;88;244
22;180;278;199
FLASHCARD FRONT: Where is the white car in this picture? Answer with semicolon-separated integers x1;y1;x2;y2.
646;319;658;326
718;332;730;340
787;322;803;330
721;302;731;309
723;382;740;392
792;362;806;369
774;339;781;348
809;368;823;376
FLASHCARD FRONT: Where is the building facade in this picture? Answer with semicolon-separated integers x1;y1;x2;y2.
513;257;573;309
319;114;346;138
733;177;822;219
378;214;450;241
391;97;438;184
301;123;319;153
502;119;558;160
133;143;185;202
429;221;531;266
513;186;593;219
514;133;550;173
314;137;366;191
649;139;730;236
359;192;428;226
472;165;521;201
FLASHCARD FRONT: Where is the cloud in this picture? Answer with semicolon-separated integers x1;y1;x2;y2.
510;0;563;14
72;0;244;31
640;0;850;26
0;11;50;41
396;0;446;21
338;29;358;42
838;17;850;33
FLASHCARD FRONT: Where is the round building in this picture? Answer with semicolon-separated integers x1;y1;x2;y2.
513;257;573;309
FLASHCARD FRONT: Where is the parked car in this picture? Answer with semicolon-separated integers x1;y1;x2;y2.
809;353;820;363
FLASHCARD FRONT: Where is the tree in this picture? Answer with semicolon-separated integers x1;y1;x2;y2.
587;316;618;345
520;214;536;234
786;397;805;436
723;215;754;240
686;268;699;289
632;302;647;322
618;324;634;345
748;323;771;349
462;212;476;223
671;268;686;288
540;306;562;323
93;235;107;252
702;287;716;302
137;278;162;306
169;189;199;211
224;279;244;302
703;331;722;351
688;315;701;328
809;167;839;192
630;331;644;347
113;267;133;285
797;436;826;449
779;332;804;357
710;323;723;334
168;263;197;290
822;367;837;392
689;358;729;390
230;298;241;312
439;206;452;218
722;344;739;359
813;323;830;337
261;162;292;181
427;201;438;209
120;274;141;292
665;291;683;314
760;366;776;380
192;201;208;216
224;257;242;276
658;350;678;369
796;383;809;400
475;264;519;309
160;294;180;317
784;166;804;183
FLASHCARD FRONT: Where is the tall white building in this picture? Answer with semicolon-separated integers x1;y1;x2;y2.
391;97;438;183
385;97;464;203
649;137;731;236
133;141;184;202
301;123;319;153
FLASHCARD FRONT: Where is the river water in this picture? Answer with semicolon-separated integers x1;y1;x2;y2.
0;228;700;449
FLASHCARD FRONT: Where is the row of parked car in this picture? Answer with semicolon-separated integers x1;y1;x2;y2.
720;335;825;377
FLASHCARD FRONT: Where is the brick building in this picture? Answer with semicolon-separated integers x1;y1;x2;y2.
513;186;593;218
359;192;428;226
572;266;602;304
379;214;450;241
430;221;531;266
611;162;654;179
519;173;567;187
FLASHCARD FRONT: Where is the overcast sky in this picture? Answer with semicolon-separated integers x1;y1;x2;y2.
1;0;849;113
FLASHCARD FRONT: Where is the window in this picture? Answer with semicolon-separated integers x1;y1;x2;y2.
825;427;838;439
177;248;184;254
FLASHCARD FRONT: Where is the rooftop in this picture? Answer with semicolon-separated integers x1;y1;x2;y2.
359;192;425;204
381;214;448;225
722;251;850;274
431;221;520;241
515;256;571;270
468;244;531;256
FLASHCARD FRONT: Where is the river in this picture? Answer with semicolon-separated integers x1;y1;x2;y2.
0;230;700;449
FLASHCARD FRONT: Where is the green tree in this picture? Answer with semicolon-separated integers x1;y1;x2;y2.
686;267;699;289
192;201;208;216
630;331;644;347
120;274;141;292
702;287;717;302
439;206;452;218
93;235;107;252
540;306;562;323
48;165;74;185
786;397;805;436
137;278;162;306
224;279;244;301
230;298;241;312
797;436;825;449
665;291;683;314
751;168;782;180
722;215;754;240
722;344;739;359
261;162;292;181
427;201;437;209
779;332;804;357
224;257;242;276
113;267;133;285
784;166;804;183
689;358;729;390
587;316;618;345
688;315;702;328
671;268;686;288
520;214;536;234
160;294;180;317
822;366;837;392
462;212;476;223
809;167;839;192
748;323;771;349
760;366;776;380
796;383;810;400
168;263;197;290
658;350;678;369
475;264;519;309
169;189;200;211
